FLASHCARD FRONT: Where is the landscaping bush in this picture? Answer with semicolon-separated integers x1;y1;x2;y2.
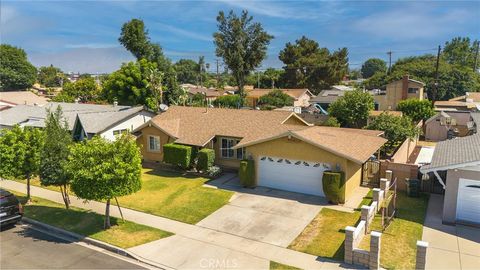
197;148;215;172
239;159;255;187
322;171;345;204
163;143;192;169
207;166;222;178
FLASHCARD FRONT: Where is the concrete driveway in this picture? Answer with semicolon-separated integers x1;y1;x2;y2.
196;189;323;247
423;194;480;270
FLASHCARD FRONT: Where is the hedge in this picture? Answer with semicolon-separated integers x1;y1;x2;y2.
163;143;192;169
239;159;255;187
322;171;346;204
197;148;215;172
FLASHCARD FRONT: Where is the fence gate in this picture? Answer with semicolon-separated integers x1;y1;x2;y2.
362;160;380;187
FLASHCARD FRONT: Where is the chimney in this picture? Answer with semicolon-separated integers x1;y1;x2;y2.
402;74;409;100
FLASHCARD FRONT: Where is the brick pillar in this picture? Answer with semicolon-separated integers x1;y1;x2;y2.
372;188;382;212
361;205;370;232
416;241;429;270
385;170;393;182
380;178;390;193
369;231;382;270
344;226;355;264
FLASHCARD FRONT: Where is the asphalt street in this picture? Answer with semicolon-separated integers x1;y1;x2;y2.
0;223;147;269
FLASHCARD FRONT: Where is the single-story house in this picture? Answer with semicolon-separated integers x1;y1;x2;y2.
0;102;154;141
420;133;480;226
434;101;478;112
309;89;346;110
443;92;480;111
181;85;225;105
134;106;387;199
424;111;476;141
0;91;49;109
245;89;314;108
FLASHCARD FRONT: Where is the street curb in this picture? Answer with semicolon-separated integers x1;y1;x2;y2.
22;217;171;270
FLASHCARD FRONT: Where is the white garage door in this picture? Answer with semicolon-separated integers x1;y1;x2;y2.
258;156;330;196
456;178;480;224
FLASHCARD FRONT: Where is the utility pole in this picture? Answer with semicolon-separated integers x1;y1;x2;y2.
387;51;392;74
257;70;260;89
433;45;441;102
474;43;479;72
216;59;220;88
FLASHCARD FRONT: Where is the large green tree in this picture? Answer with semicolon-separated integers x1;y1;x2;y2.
174;59;200;84
40;106;73;208
397;99;435;123
279;36;348;94
443;37;479;68
361;58;387;78
53;77;100;103
213;10;273;98
67;135;142;229
328;90;374;128
0;44;37;91
102;59;161;110
38;65;65;87
366;113;420;156
258;89;294;109
0;126;44;201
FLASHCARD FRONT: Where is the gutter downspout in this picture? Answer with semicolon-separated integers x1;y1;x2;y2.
433;170;446;189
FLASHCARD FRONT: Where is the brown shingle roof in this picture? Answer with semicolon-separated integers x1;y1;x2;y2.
235;126;386;164
247;89;312;99
0;91;49;106
369;110;403;117
146;106;310;146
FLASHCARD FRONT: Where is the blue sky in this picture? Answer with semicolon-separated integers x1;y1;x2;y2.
1;0;479;73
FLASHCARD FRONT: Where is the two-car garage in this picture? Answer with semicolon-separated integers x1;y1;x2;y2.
456;178;480;224
257;156;330;197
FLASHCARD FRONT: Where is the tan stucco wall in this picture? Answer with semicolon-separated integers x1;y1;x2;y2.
293;93;311;107
245;136;362;200
282;115;309;125
137;125;174;162
383;80;424;110
425;112;473;141
443;168;480;224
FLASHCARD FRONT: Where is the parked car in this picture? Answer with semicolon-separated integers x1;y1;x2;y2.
0;189;23;227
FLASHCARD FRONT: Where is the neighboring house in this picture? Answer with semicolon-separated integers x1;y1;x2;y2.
181;85;225;105
0;102;154;141
245;89;314;108
134;106;386;199
424;111;476;141
0;91;49;109
420;133;480;226
309;89;346;110
434;101;477;112
376;75;425;110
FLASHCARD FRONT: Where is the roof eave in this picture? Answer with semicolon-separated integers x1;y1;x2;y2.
420;160;480;173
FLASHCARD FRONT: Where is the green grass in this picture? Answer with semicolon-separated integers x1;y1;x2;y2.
288;208;361;261
270;261;302;270
116;168;233;224
359;192;429;269
357;189;373;209
11;191;173;249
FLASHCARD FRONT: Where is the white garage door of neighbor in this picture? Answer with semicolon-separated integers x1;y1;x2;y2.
456;178;480;224
258;156;330;196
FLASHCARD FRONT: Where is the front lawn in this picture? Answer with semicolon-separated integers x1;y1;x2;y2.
359;192;429;269
11;191;172;249
270;261;302;270
116;168;233;224
288;189;372;260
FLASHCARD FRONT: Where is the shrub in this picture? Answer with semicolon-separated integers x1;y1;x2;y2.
197;148;215;172
397;99;435;123
207;165;222;178
163;143;192;169
257;89;294;108
239;159;255;187
213;94;243;108
322;171;345;204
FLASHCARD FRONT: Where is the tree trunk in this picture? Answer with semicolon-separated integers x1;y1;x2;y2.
114;197;124;222
26;175;31;203
104;199;111;229
60;185;70;209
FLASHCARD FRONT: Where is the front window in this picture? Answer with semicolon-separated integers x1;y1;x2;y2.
113;129;128;136
408;88;418;94
220;138;245;159
148;135;161;152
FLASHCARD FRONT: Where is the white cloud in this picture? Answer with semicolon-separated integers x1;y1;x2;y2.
151;22;212;42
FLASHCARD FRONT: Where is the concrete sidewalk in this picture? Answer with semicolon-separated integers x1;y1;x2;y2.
1;180;352;270
422;194;480;270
